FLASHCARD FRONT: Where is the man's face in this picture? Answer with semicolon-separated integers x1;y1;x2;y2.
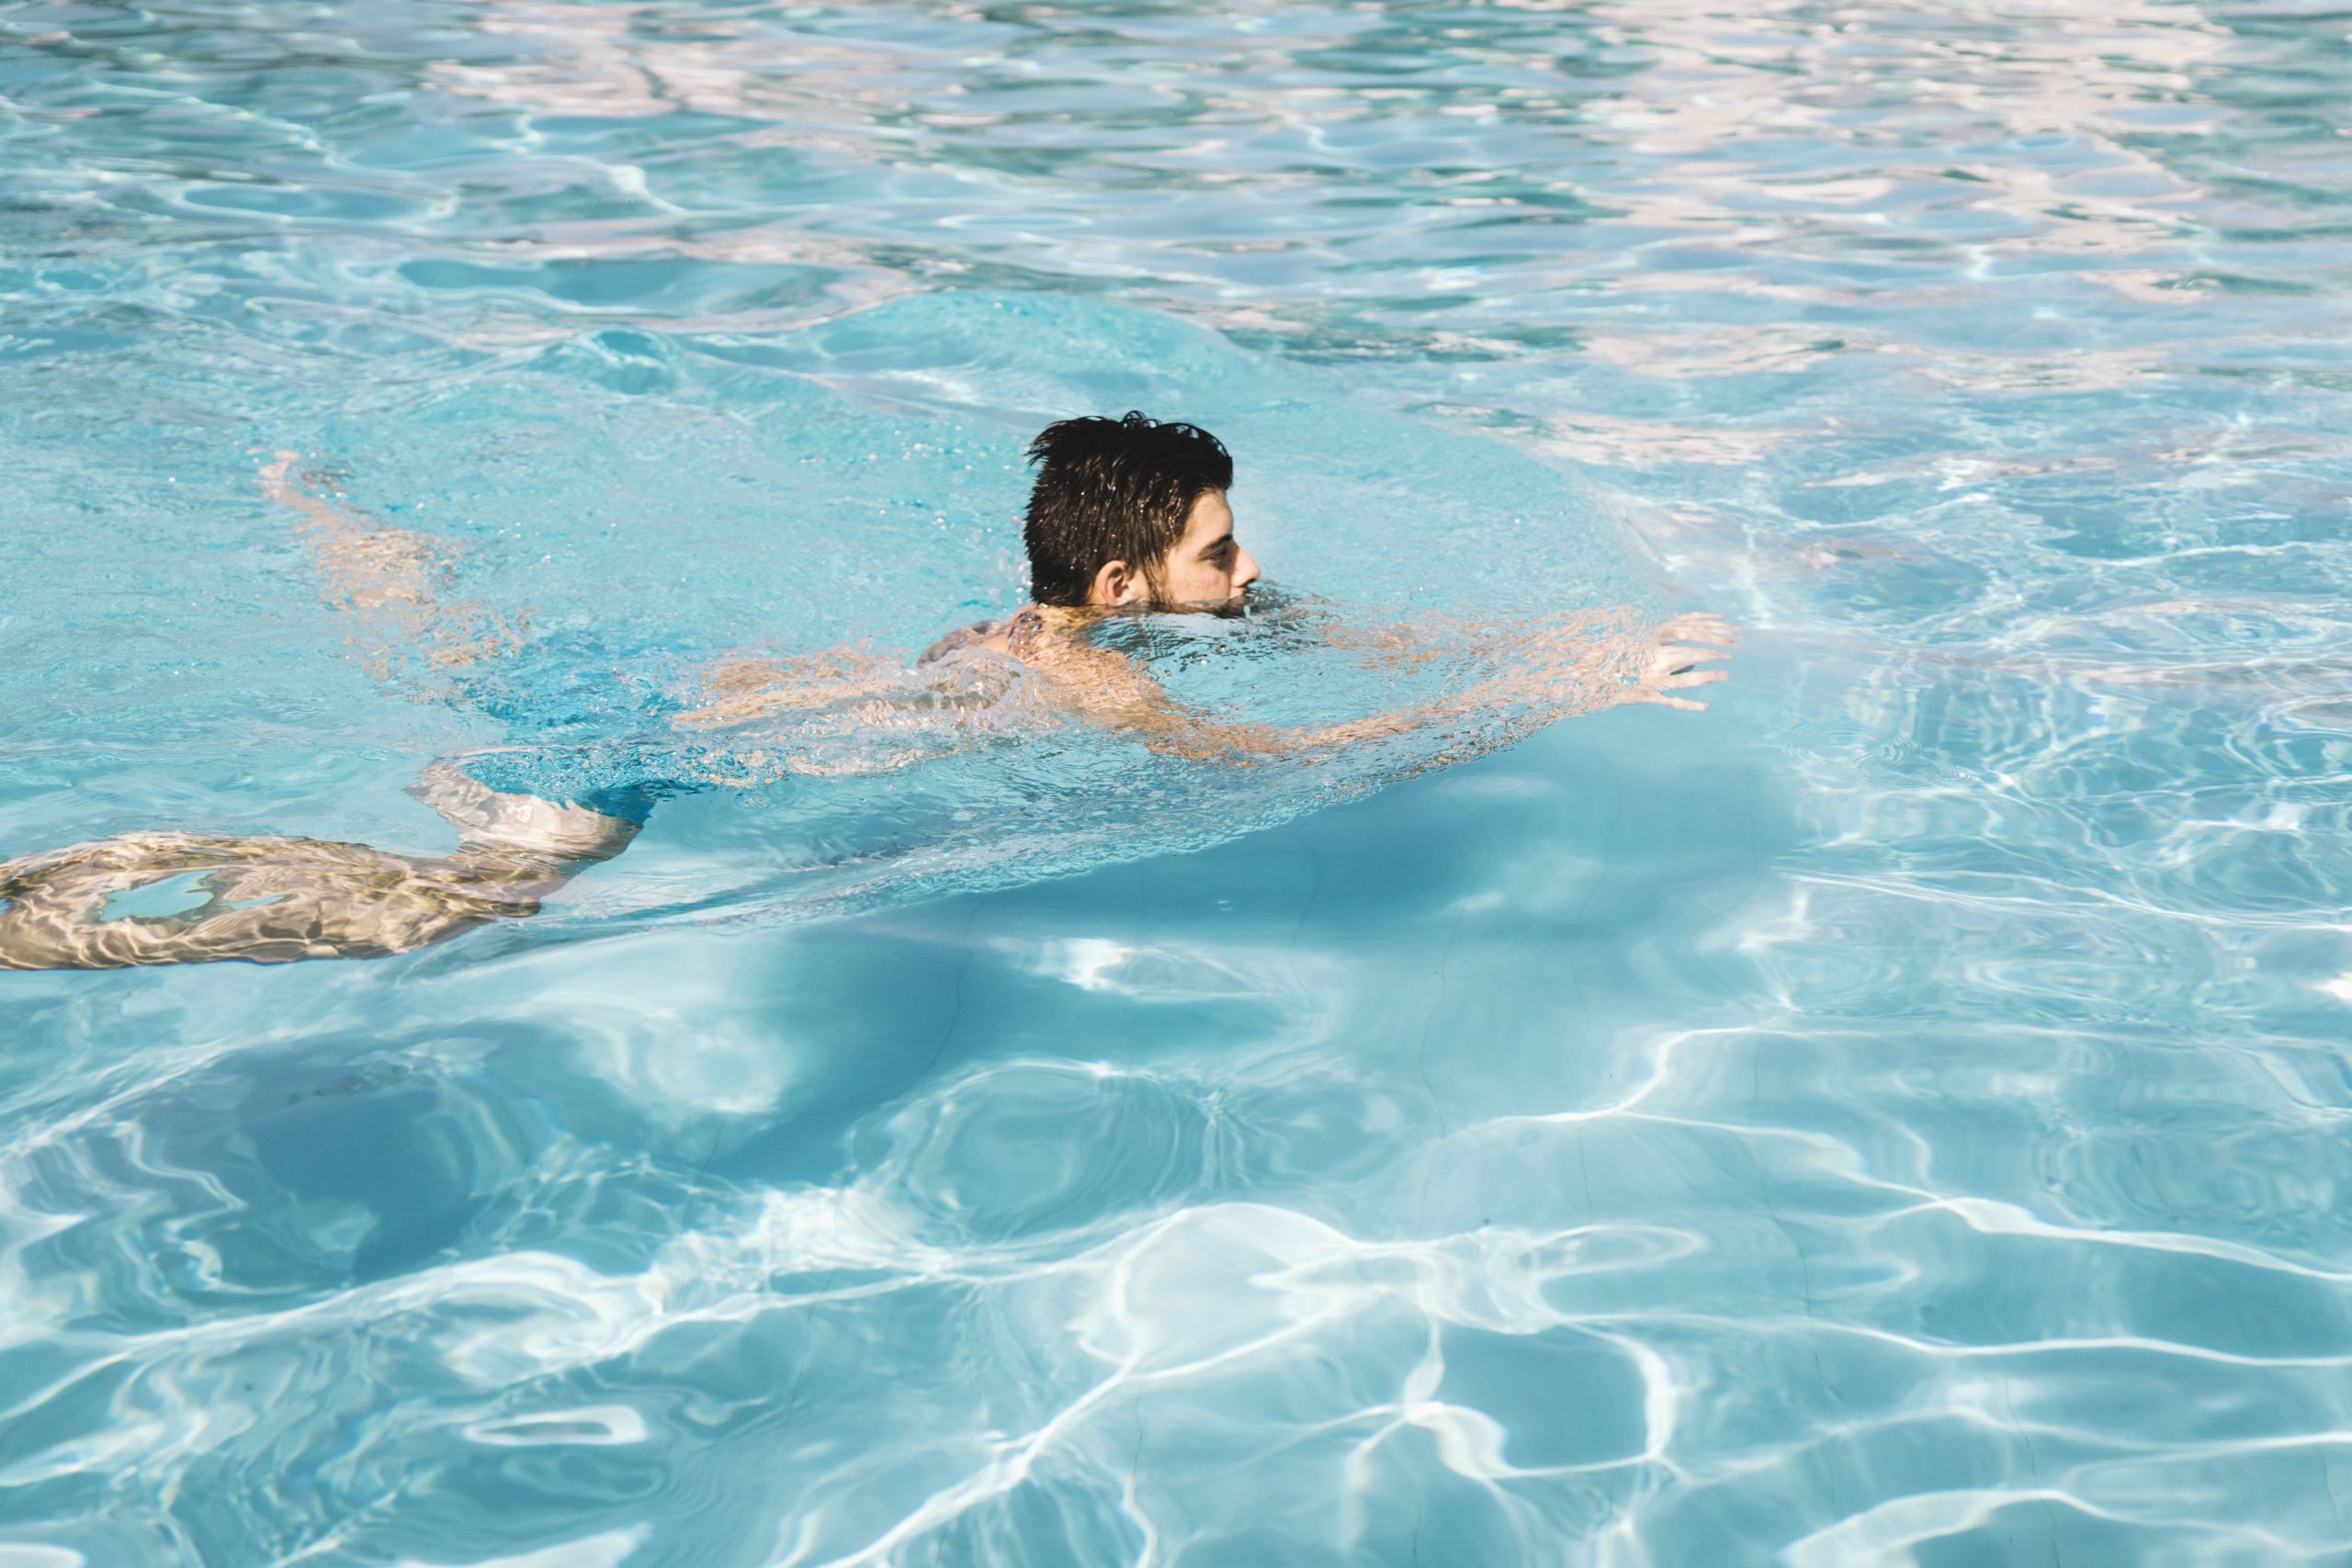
1148;489;1261;611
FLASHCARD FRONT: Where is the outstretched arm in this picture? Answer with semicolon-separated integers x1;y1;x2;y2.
1040;612;1737;763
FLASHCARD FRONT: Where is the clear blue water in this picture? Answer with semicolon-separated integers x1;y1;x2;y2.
6;0;2352;1561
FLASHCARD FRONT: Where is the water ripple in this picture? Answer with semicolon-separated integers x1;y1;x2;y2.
11;0;2352;1560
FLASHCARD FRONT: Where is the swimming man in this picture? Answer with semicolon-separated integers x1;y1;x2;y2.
0;412;1733;968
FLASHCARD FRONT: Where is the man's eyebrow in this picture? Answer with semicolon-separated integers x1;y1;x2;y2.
1196;534;1234;555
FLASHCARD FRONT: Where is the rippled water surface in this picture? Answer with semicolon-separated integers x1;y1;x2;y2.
7;0;2352;1561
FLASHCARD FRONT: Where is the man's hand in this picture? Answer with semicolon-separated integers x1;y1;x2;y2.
1623;613;1739;711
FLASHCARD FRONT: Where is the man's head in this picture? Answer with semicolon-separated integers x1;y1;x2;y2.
1023;412;1261;611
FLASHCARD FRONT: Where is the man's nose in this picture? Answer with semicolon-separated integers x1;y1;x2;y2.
1236;548;1261;588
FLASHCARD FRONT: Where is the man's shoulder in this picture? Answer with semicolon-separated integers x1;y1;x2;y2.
917;618;1006;665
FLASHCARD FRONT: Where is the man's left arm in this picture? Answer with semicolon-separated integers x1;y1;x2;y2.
1048;613;1736;762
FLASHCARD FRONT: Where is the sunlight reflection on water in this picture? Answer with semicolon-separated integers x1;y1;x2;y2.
6;0;2352;1561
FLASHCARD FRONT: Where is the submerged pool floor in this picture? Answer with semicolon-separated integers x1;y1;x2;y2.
6;0;2352;1562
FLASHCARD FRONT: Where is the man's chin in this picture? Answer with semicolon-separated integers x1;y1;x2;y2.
1199;589;1254;618
1150;596;1250;617
1143;597;1241;615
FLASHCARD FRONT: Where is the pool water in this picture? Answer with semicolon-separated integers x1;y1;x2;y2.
6;0;2352;1562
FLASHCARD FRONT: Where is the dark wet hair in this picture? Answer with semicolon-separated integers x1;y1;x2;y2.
1023;412;1233;607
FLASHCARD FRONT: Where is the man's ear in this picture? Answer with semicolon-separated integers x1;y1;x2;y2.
1089;558;1138;607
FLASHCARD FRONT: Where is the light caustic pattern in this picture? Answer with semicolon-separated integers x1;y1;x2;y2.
6;0;2352;1562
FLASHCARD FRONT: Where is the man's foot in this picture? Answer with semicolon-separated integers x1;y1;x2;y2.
410;761;641;862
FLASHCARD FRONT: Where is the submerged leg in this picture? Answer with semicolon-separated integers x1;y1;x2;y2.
259;450;521;684
0;457;654;970
0;770;639;971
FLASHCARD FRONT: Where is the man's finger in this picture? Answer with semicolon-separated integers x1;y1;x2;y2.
1661;669;1729;689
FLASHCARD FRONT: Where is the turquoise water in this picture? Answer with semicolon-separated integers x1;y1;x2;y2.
6;0;2352;1560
